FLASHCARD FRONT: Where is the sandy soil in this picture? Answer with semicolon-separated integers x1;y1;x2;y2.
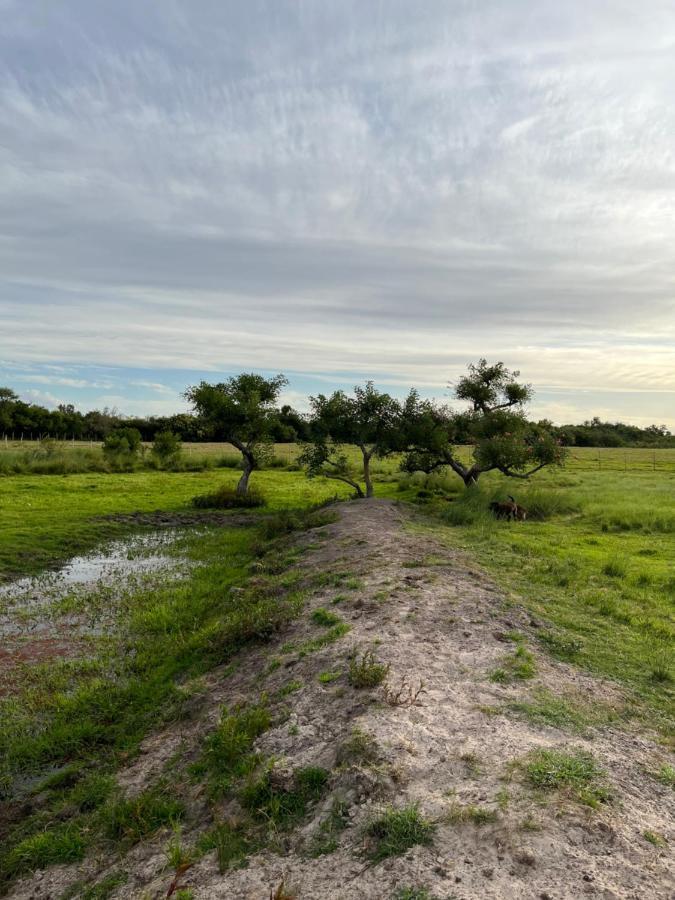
9;499;674;900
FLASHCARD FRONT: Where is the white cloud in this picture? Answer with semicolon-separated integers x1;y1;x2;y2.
0;1;674;427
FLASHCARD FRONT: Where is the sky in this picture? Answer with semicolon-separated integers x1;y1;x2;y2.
1;1;674;427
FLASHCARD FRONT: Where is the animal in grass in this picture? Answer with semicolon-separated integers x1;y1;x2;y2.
489;496;528;521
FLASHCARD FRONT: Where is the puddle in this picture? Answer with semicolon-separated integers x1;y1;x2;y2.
0;531;192;687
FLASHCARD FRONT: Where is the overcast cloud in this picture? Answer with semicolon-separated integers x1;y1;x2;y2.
1;1;674;425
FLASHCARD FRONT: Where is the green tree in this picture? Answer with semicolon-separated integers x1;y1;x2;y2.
402;360;566;487
301;382;403;498
184;373;288;494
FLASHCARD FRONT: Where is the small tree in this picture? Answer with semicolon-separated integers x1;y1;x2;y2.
402;360;566;487
301;382;402;498
102;426;142;468
151;430;182;467
184;373;287;494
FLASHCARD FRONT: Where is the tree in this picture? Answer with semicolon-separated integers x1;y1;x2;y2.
301;382;402;498
184;373;288;494
402;360;566;487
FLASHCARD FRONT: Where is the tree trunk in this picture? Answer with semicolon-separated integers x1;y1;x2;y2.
236;453;255;494
362;448;374;498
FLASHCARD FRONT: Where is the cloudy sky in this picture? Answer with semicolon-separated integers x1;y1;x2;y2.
1;1;674;426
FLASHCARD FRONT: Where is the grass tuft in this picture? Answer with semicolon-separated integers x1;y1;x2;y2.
348;649;390;688
523;748;610;807
363;804;435;861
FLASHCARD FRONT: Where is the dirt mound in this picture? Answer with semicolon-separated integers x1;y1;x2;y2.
10;500;673;899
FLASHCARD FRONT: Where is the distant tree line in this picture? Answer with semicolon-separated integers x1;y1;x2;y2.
0;387;308;443
0;384;672;449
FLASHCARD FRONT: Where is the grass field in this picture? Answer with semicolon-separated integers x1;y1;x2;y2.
0;448;673;891
408;466;675;732
2;439;675;474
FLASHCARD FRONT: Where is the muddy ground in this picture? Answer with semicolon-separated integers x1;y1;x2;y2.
8;499;674;900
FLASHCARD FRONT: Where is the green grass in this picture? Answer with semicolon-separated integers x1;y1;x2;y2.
101;788;185;845
446;802;498;826
415;468;675;732
522;748;611;807
241;765;330;829
363;805;435;861
0;469;349;581
489;645;536;683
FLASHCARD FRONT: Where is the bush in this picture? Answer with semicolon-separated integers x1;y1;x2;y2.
151;430;182;466
102;427;142;468
348;649;390;688
191;485;266;509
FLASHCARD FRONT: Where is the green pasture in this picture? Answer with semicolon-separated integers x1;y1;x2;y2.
409;466;675;731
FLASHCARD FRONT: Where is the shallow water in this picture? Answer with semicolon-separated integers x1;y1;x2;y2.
0;531;188;637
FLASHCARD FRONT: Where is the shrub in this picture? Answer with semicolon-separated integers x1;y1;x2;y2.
191;485;266;509
348;649;390;688
151;430;182;466
102;427;142;466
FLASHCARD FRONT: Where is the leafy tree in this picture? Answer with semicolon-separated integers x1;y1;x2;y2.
184;374;288;494
402;360;566;487
301;382;402;498
151;430;182;467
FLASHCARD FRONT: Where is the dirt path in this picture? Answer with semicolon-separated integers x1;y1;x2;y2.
10;499;674;900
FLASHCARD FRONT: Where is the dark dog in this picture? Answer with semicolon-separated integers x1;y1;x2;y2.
489;495;527;521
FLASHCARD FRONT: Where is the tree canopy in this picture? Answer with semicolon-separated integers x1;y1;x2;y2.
185;373;288;493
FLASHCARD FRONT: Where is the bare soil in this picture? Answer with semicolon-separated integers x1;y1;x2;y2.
10;500;674;900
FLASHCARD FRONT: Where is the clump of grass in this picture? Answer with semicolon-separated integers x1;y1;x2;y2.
1;824;87;882
348;649;390;688
311;607;341;627
653;764;675;789
195;822;256;873
523;748;610;808
490;646;536;683
394;888;432;900
363;805;435;861
277;680;302;697
336;727;379;767
241;766;330;829
101;787;185;844
191;485;266;509
318;670;341;684
602;557;627;578
257;507;337;541
194;701;270;798
446;802;498;826
297;621;351;657
643;830;667;847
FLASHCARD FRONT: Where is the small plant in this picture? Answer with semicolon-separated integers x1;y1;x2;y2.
191;484;266;509
348;649;390;689
446;801;497;826
523;748;610;807
311;607;341;627
318;670;341;684
490;645;536;683
336;727;379;767
196;701;270;798
363;804;435;861
394;888;432;900
538;631;583;659
195;822;255;873
654;764;675;789
643;830;667;847
384;677;426;707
